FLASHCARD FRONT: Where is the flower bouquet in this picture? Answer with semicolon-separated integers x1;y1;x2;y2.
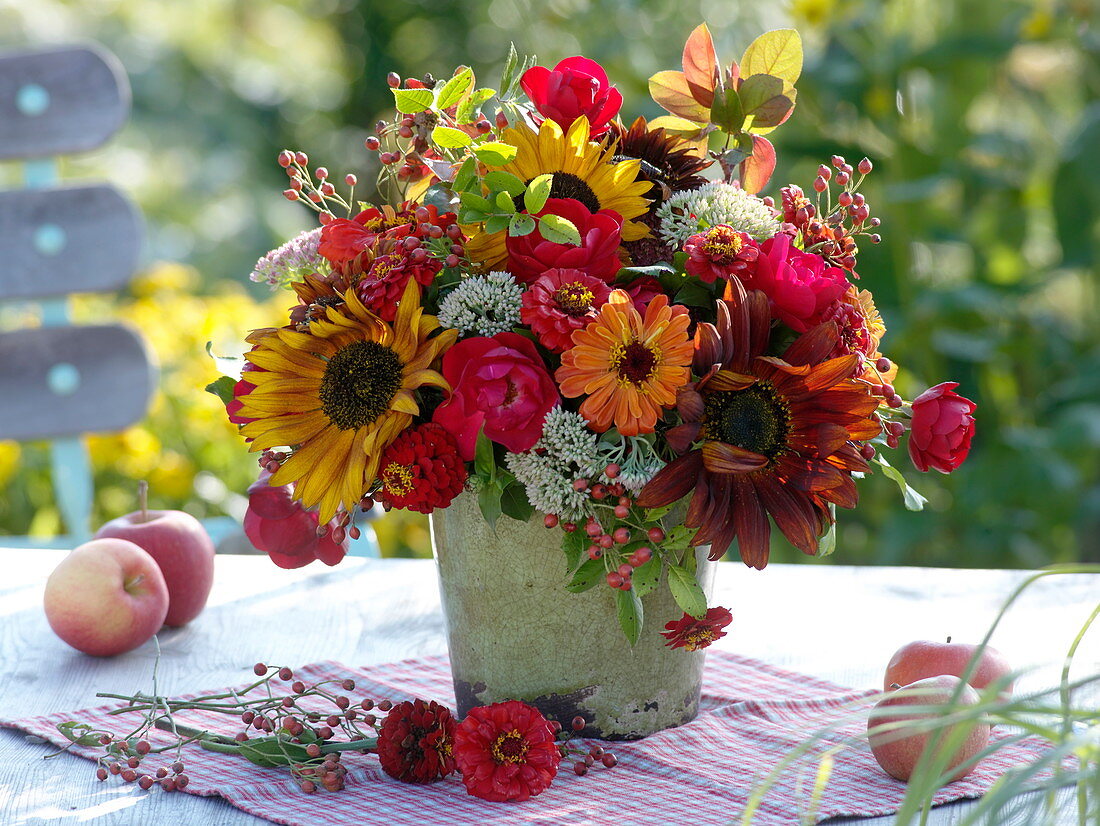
210;25;976;739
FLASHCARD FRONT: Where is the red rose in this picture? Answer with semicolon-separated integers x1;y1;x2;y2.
520;56;623;139
505;198;623;285
908;382;976;473
740;233;850;333
243;470;347;569
432;332;559;460
453;700;561;802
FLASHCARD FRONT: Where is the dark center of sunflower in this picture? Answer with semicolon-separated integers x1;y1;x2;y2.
610;340;659;387
319;340;403;431
515;172;602;215
553;282;595;316
489;729;529;765
701;381;791;459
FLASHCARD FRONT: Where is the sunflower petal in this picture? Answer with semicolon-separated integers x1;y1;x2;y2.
636;451;703;507
701;441;769;474
731;477;770;569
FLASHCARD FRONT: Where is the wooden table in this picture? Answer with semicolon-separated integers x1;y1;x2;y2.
1;549;1096;825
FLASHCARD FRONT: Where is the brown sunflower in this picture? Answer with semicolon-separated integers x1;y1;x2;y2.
238;279;456;522
636;278;881;569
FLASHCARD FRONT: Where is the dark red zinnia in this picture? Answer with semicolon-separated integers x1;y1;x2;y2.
374;424;467;514
356;245;442;322
660;607;733;651
683;225;760;284
376;699;457;784
520;268;612;353
453;700;561;803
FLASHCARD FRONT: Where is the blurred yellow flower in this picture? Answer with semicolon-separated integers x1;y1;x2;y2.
0;441;21;489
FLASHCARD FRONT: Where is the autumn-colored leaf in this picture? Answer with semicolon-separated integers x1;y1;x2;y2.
709;85;744;134
739;134;776;194
738;73;796;134
740;29;803;87
649;70;710;123
648;115;710;157
682;23;719;108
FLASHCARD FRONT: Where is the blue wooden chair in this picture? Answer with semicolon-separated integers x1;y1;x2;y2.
0;42;380;557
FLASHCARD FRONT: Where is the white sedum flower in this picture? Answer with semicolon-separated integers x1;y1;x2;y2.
505;408;601;520
437;271;523;337
250;228;326;289
655;182;780;250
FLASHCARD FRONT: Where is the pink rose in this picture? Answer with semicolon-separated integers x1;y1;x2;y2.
243;471;347;569
432;332;560;459
741;234;850;333
520;56;623;138
505;198;624;285
908;382;977;473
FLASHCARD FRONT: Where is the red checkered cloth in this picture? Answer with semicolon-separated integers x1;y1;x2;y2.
2;652;1058;825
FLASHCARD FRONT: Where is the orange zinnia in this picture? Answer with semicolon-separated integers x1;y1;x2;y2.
556;290;693;436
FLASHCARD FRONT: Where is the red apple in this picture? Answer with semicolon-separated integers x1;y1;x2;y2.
95;483;215;627
44;538;169;657
868;675;990;782
884;638;1013;700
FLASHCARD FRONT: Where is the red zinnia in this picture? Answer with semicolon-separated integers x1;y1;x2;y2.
520;268;612;353
375;424;467;514
376;699;457;784
356;245;442;322
683;225;760;283
505;198;623;285
453;700;561;803
661;607;733;651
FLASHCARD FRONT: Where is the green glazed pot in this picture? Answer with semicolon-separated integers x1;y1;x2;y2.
430;491;716;740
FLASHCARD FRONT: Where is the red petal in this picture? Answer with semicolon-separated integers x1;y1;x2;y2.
636;451;703;507
784;321;840;366
753;475;820;555
731;477;770;569
701;441;770;474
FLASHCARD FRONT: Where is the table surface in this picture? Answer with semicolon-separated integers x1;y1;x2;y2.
0;549;1096;826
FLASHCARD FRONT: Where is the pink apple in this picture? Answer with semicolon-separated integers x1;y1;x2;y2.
884;639;1014;700
868;675;990;782
95;502;215;627
44;538;169;657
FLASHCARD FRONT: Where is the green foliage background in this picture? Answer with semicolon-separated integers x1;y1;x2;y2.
1;0;1096;567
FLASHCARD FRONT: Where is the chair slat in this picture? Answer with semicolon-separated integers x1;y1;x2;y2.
0;184;143;300
0;324;154;441
0;44;130;160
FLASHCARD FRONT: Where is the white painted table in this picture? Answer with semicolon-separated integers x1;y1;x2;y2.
1;549;1096;825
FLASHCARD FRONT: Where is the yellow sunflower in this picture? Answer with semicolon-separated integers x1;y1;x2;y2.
238;279;457;521
465;116;653;271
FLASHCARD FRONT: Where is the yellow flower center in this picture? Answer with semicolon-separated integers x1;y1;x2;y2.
683;629;716;651
609;339;661;389
368;254;402;281
489;729;529;765
553;282;595;317
318;341;403;431
381;462;415;497
701;226;744;262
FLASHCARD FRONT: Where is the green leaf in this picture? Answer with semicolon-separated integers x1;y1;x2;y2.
667;563;707;619
664;525;694;550
500;482;534;522
56;721;105;746
484;214;512;234
452;156;479;192
474;142;518;165
459;209;489;224
205;375;237;405
474;430;496;481
709;84;744;133
499;43;520;96
538;214;581;245
206;340;244;378
873;454;928;512
740;29;803;87
631;553;662;597
738;73;795;133
437;66;474;111
478;481;504;529
508;212;536;237
616;587;644;646
674;279;715;308
495;190;517;214
238;736;313;768
524;173;553;214
459;191;493;213
456;88;496;124
432;125;473;148
640;503;674;523
561;528;588;573
818;505;838;558
392;87;435;114
566;556;606;592
484;170;526;196
618;262;677;281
